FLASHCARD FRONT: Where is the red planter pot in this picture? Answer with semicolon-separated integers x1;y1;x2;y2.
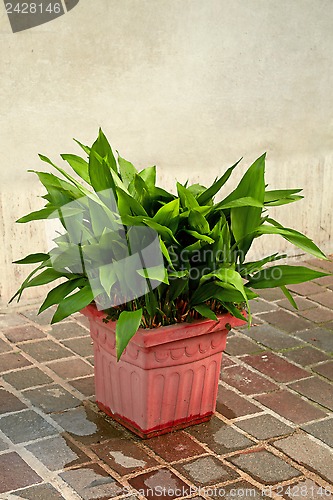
82;304;245;438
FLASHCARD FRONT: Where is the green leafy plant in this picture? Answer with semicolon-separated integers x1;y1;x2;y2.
12;129;329;359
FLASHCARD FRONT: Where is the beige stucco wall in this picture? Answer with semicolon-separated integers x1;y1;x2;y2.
1;0;333;308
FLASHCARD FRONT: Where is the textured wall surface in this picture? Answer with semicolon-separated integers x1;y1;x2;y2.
1;0;332;307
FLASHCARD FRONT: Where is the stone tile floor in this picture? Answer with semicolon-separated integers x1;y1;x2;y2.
0;257;332;499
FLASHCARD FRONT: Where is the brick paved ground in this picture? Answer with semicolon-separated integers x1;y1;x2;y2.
0;257;332;499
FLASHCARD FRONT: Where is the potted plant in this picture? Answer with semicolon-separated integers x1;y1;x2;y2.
11;129;328;438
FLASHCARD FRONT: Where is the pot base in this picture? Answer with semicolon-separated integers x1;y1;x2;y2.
97;401;213;439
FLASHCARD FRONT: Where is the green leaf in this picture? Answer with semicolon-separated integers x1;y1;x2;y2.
116;309;142;360
153;199;180;232
196;158;242;205
94;128;117;172
222;154;266;259
280;285;298;309
117;188;148;217
38;155;88;195
73;138;91;156
13;253;49;265
177;183;200;210
184;230;215;244
216;196;264;209
247;265;329;289
143;219;178;244
89;147;115;194
17;207;57;223
239;253;286;276
9;261;49;303
139;166;156;187
264;196;303;207
222;302;246;321
117;154;137;188
187;183;207;197
200;267;250;321
61;154;90;184
38;278;86;314
256;223;327;260
160;238;175;269
264;189;303;206
188;210;210;234
169;276;188;301
25;268;66;288
51;286;94;323
193;304;218;321
137;265;169;284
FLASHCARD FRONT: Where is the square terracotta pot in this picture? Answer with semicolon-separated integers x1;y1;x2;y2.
82;304;245;438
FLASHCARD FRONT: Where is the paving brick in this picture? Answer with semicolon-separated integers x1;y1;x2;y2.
288;281;324;296
3;367;53;390
46;358;93;380
74;314;90;328
224;335;264;355
19;340;73;363
4;325;46;343
221;354;237;369
0;452;42;494
27;435;90;471
50;321;90;340
206;480;263;499
21;307;56;325
256;288;285;301
302;418;333;447
24;384;81;413
274;433;333;483
284;346;330;366
0;338;12;353
255;390;327;424
288;377;333;411
306;257;333;273
86;355;94;366
174;455;239;486
249;299;278;314
92;438;158;475
13;483;64;499
0;436;8;451
51;406;124;444
216;385;262;419
277;296;318;312
0;313;29;328
60;463;122;499
235;414;293;440
299;307;333;323
62;337;94;357
221;365;278;395
227;449;301;484
145;430;206;462
242;323;305;350
314;274;333;286
0;351;31;373
278;478;332;499
0;388;27;414
187;416;255;454
69;376;95;397
0;409;57;443
257;310;312;333
310;290;333;309
128;468;191;499
242;352;310;383
312;360;333;380
295;327;333;352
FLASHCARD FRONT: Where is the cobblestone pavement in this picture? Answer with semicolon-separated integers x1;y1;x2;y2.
0;258;332;499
